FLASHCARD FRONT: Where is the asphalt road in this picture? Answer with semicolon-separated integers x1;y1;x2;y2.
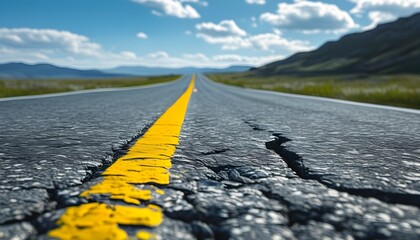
0;74;419;239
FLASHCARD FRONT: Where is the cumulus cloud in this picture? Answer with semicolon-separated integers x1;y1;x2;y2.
212;54;284;66
195;20;251;50
196;20;247;37
197;35;252;50
248;33;311;52
195;20;312;52
0;28;147;68
0;28;102;56
351;0;420;15
148;51;170;59
132;0;200;18
136;32;148;39
260;1;358;33
246;0;265;5
0;27;302;69
350;0;420;28
363;11;396;30
120;51;138;60
183;53;209;61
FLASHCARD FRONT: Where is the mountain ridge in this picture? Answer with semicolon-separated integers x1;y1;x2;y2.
0;62;251;79
103;65;251;76
254;13;420;76
0;62;126;79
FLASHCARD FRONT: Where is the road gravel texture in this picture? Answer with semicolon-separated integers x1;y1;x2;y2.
0;74;419;239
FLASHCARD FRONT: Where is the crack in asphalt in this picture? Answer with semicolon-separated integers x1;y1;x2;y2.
3;76;419;239
0;119;163;236
243;119;266;131
80;121;157;184
242;117;420;207
266;134;420;207
201;148;230;156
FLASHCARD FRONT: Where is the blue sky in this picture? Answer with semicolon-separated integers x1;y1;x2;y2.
0;0;419;69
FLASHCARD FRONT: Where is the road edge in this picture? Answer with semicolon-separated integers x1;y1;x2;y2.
0;76;185;102
203;74;420;115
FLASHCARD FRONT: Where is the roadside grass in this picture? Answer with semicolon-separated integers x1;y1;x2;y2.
207;73;420;109
0;75;180;98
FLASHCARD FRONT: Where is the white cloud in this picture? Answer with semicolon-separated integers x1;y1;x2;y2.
195;20;251;50
132;0;200;18
248;33;311;52
183;53;209;61
213;54;284;66
136;32;148;39
0;28;299;69
351;0;420;14
120;51;138;60
195;20;312;52
246;0;265;5
350;0;420;28
196;20;247;37
273;29;282;35
147;51;170;59
138;52;283;68
0;28;102;56
142;52;286;68
363;11;396;30
197;35;252;50
0;41;283;68
0;28;145;68
260;1;358;33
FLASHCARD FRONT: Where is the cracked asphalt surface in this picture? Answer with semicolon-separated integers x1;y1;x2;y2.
1;74;419;239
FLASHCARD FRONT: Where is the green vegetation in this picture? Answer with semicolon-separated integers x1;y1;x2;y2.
208;73;420;109
0;75;179;98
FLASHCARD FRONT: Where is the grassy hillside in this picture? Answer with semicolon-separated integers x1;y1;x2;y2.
255;13;420;76
208;73;420;109
0;75;179;98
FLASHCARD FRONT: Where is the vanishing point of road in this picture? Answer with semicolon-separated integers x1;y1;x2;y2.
0;75;419;239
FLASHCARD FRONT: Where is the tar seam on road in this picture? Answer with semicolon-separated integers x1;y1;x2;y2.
47;75;195;240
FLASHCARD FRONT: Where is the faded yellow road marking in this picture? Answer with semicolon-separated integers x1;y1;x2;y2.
48;75;195;240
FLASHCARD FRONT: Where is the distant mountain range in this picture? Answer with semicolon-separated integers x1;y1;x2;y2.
0;63;126;79
3;13;418;79
104;65;250;76
254;13;420;76
0;63;250;79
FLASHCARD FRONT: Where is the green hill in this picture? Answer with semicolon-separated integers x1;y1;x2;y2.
254;13;420;76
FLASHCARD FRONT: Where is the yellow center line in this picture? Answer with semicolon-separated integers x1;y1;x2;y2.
48;75;195;240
